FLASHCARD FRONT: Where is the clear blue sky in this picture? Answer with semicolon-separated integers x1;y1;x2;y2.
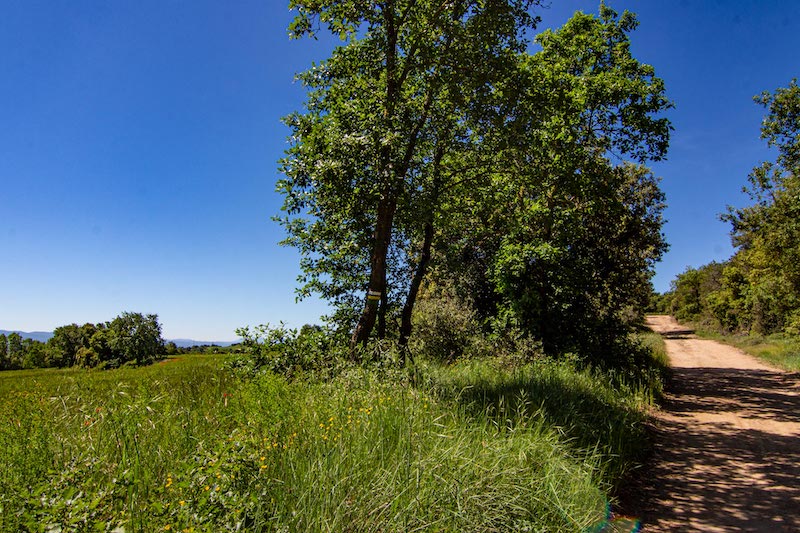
2;1;799;341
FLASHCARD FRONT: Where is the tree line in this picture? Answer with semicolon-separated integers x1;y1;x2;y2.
657;80;800;336
0;312;165;370
277;1;671;366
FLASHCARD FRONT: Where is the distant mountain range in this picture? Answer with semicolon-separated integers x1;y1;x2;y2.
0;330;238;349
167;339;239;348
0;330;54;343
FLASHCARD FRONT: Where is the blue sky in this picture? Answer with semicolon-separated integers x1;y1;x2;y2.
1;1;799;340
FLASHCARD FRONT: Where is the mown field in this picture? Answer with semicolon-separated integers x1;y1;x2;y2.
0;335;666;532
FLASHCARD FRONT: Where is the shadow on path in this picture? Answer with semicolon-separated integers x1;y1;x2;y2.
624;326;800;532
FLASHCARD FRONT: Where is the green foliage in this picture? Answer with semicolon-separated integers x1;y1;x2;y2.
1;313;166;373
408;287;481;363
278;0;541;349
0;337;664;531
48;324;83;367
106;312;164;366
3;333;24;370
437;5;671;361
427;352;658;485
233;323;345;380
0;334;6;370
666;80;800;337
279;2;671;365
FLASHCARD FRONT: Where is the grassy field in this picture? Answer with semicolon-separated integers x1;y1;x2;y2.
0;340;664;532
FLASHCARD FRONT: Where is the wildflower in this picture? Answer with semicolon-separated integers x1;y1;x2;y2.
164;526;171;531
204;485;210;491
179;500;186;506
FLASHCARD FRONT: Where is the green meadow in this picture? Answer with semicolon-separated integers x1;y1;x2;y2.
0;335;666;532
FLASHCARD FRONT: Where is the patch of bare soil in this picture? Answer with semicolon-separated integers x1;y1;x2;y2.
626;315;800;532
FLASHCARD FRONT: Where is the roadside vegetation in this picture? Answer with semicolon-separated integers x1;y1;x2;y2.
0;329;665;532
2;2;676;530
655;79;799;370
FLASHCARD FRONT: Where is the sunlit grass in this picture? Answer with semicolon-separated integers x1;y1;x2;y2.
0;346;661;532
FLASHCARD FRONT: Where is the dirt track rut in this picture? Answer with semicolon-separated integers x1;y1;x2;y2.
634;315;800;532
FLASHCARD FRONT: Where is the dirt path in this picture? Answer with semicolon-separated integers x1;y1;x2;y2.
632;315;800;531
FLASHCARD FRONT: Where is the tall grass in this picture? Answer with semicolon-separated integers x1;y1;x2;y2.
0;344;661;532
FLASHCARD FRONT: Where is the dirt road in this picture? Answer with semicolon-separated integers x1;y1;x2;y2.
633;315;800;531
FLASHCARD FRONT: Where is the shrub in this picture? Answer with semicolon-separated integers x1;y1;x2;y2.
232;323;345;380
410;291;481;363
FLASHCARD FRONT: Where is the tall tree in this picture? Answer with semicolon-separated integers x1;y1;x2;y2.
664;80;800;335
6;332;23;370
107;312;164;365
48;324;84;367
434;6;671;357
279;0;539;357
720;79;800;333
0;334;7;370
725;80;800;284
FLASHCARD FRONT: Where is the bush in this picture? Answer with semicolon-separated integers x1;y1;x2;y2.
232;323;345;380
74;347;99;368
410;291;480;363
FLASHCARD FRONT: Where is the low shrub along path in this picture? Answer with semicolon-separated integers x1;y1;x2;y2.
633;315;800;531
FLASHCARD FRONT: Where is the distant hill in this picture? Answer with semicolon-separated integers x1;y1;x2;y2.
170;339;239;348
0;330;237;349
0;330;54;343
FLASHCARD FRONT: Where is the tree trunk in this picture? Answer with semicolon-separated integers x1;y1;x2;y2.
398;220;434;363
397;139;445;363
378;288;388;340
349;3;398;358
348;1;438;358
350;195;397;356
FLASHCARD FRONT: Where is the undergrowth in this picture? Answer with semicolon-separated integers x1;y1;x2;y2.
0;335;664;532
